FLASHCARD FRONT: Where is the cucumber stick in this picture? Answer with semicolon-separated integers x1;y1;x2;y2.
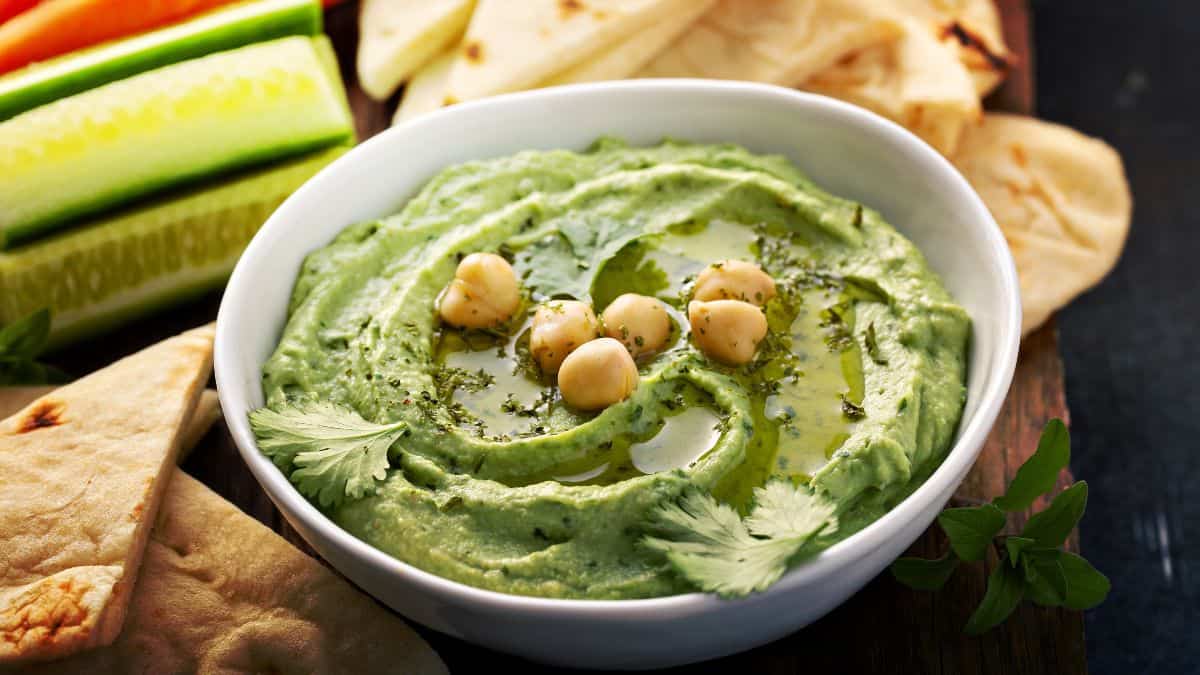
0;35;353;249
0;0;322;122
0;145;349;350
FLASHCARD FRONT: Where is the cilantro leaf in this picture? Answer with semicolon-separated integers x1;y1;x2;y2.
643;482;837;597
249;401;407;508
515;215;644;300
964;561;1026;635
745;480;839;539
1020;481;1088;548
1058;551;1111;610
891;553;959;591
0;308;68;385
993;419;1070;512
938;503;1006;561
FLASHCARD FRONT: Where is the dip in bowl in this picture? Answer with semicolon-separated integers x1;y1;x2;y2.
216;80;1020;669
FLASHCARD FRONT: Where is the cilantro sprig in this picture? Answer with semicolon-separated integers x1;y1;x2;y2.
0;308;68;385
891;419;1109;634
643;481;837;598
249;401;408;508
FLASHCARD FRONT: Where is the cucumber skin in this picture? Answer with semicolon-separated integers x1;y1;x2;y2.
0;35;354;250
0;145;350;351
0;0;323;123
5;131;351;249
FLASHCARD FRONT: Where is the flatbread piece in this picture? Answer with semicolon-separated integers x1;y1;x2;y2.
952;113;1132;335
0;324;214;664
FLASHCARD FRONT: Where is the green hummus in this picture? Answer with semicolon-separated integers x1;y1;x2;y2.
260;139;970;599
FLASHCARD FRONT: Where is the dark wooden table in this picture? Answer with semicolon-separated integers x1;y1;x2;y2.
52;1;1088;671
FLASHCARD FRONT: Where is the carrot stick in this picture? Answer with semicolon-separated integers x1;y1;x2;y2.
0;0;39;26
0;0;241;74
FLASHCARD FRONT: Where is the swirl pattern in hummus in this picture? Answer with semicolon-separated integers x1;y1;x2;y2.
260;139;969;599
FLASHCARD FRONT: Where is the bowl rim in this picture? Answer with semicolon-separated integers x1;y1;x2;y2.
215;79;1021;618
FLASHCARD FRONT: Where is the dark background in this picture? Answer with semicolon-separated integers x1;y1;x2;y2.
1033;0;1199;672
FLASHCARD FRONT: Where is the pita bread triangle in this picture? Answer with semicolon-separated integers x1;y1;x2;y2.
444;0;694;103
22;471;448;674
639;0;903;86
0;324;213;664
0;388;220;461
357;0;476;101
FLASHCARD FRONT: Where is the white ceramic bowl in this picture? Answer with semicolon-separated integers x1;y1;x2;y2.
215;80;1020;670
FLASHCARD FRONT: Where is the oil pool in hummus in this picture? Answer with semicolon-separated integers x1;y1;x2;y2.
258;139;970;599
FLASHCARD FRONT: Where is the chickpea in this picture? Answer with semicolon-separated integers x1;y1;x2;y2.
601;293;672;358
558;338;639;410
530;300;600;374
693;259;776;306
688;300;768;366
438;253;521;329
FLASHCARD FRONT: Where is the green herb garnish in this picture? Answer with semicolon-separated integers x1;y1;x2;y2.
514;216;643;299
0;309;68;385
643;481;837;597
641;419;1107;634
864;322;887;365
249;401;408;508
840;394;866;420
430;363;495;401
891;419;1109;634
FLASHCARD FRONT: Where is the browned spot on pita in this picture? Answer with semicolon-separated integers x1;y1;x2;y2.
442;95;458;106
16;399;66;433
558;0;584;19
463;41;483;64
1011;143;1028;168
128;476;156;521
941;21;1011;71
592;9;609;21
1;578;92;647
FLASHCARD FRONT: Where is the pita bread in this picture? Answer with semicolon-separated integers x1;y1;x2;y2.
0;388;219;459
891;0;1011;96
395;0;713;124
356;0;476;101
639;0;902;87
393;48;456;124
20;471;448;674
443;0;692;104
544;0;715;85
802;12;980;156
0;324;214;664
952;114;1132;335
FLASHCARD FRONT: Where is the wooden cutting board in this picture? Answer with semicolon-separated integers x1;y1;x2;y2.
52;1;1086;672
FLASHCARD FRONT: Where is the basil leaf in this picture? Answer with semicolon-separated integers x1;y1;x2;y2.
1058;551;1111;610
1020;481;1088;548
964;561;1026;635
938;503;1006;561
994;419;1071;512
891;553;959;591
0;308;51;359
1022;550;1068;606
1004;536;1037;567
